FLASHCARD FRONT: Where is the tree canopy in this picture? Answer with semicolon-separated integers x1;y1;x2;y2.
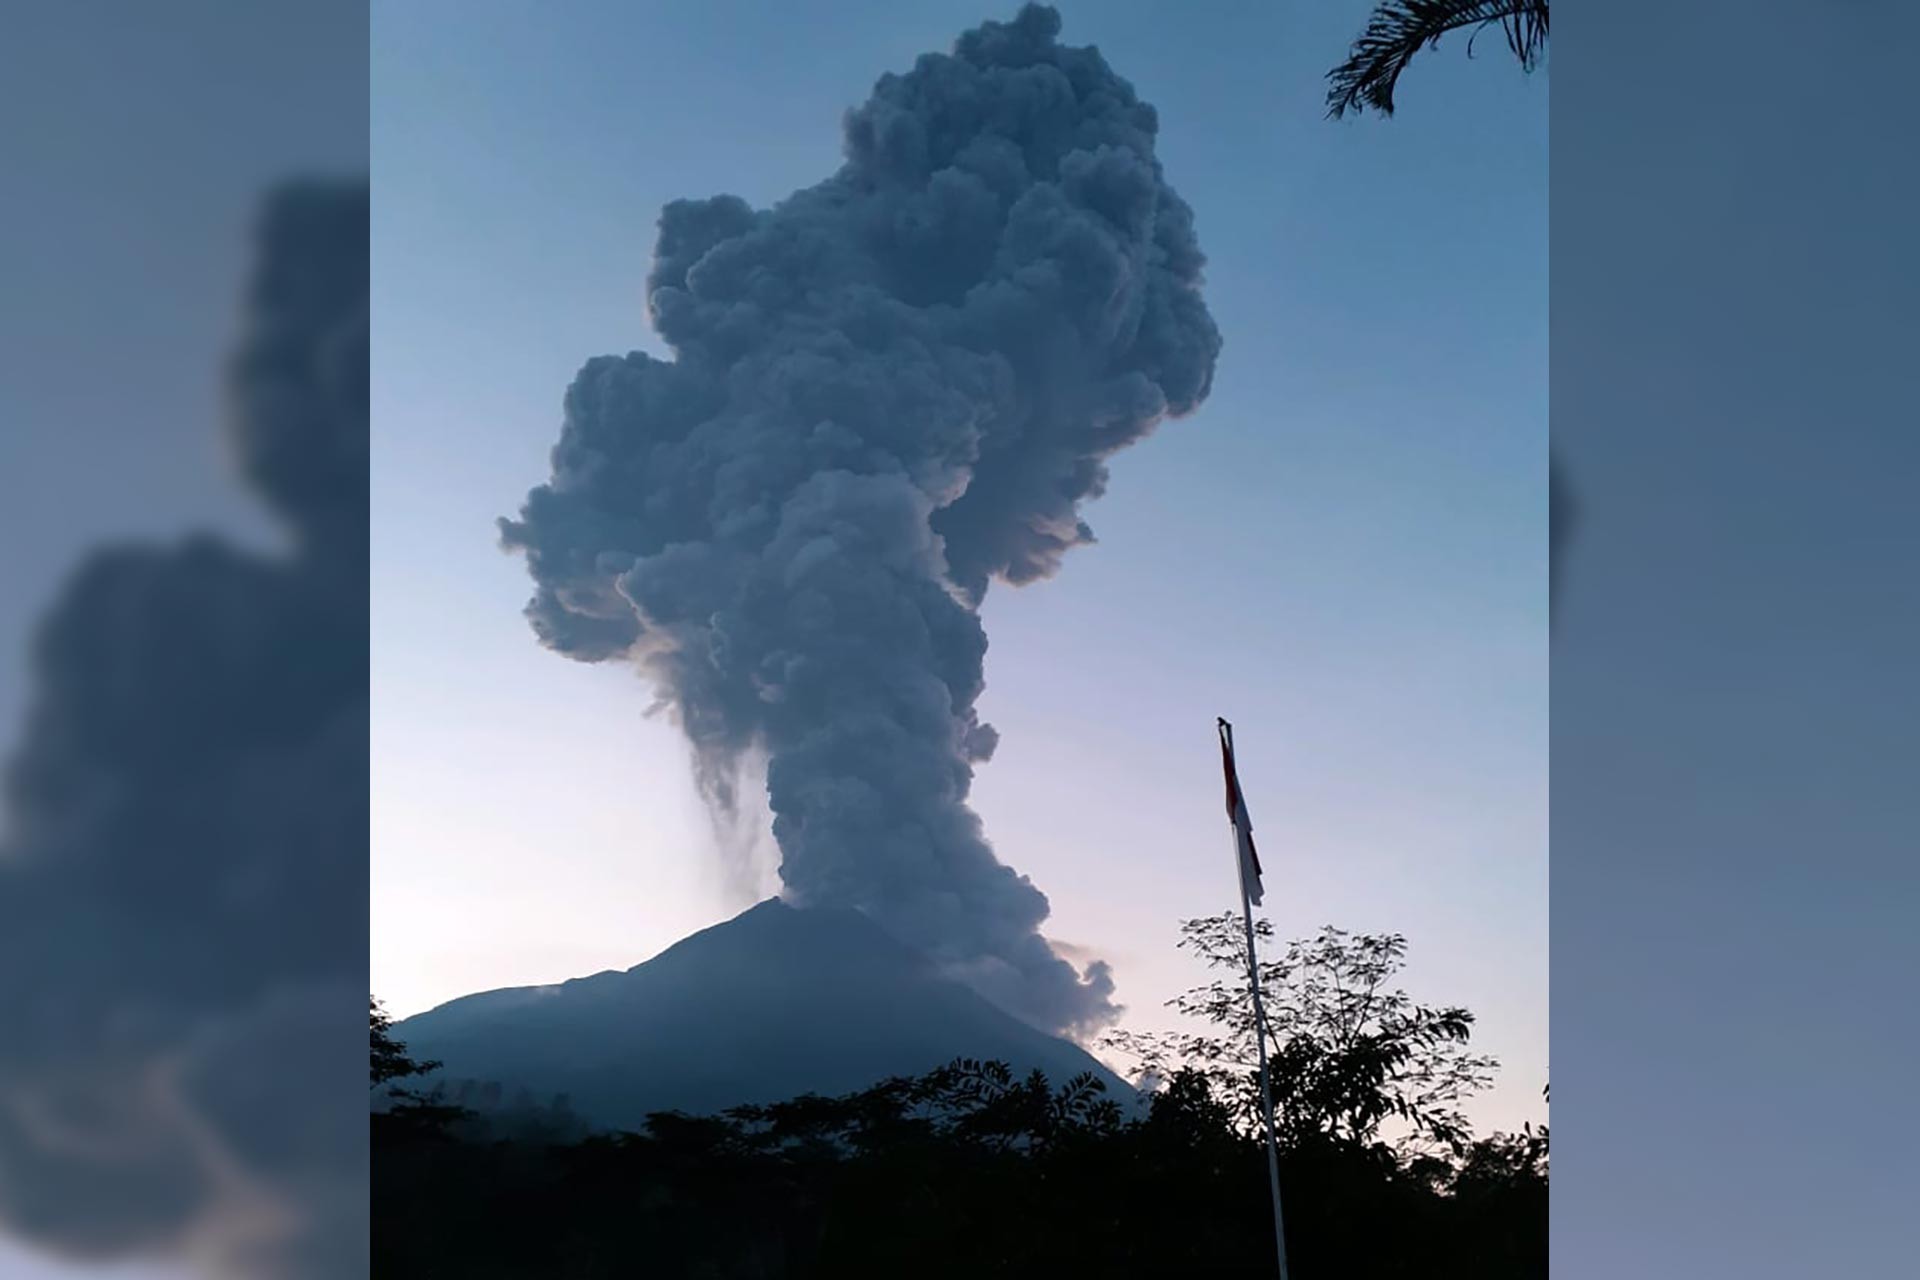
372;918;1545;1277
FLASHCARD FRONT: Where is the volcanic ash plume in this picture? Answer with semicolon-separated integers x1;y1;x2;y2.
501;4;1221;1037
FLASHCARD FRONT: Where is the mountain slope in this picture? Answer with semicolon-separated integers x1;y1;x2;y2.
395;899;1130;1132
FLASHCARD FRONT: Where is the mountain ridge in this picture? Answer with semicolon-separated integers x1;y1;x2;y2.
395;898;1132;1131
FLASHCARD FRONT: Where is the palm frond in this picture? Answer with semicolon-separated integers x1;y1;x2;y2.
1327;0;1548;118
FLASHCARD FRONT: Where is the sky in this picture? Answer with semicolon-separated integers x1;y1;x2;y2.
371;0;1546;1137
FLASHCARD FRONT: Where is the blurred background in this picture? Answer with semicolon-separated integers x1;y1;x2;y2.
0;4;365;1276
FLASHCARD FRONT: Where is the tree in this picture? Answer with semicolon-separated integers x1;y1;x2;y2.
371;995;437;1089
1327;0;1549;118
373;1046;1546;1278
1103;918;1497;1156
371;995;467;1136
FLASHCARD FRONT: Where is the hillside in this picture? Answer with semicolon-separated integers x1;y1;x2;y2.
394;898;1130;1132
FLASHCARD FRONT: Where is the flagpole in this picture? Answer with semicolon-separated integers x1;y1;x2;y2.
1220;718;1290;1280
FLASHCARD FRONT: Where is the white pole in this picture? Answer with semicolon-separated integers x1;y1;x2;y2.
1223;719;1290;1280
1242;879;1291;1280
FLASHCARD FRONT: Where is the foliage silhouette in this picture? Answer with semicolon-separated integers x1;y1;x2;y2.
1103;917;1498;1157
372;922;1544;1277
371;996;436;1088
1327;0;1549;117
371;995;470;1139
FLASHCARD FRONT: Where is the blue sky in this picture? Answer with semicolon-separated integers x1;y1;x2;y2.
371;0;1546;1135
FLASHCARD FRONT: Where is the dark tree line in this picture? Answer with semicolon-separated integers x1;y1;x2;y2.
372;921;1544;1278
371;996;471;1140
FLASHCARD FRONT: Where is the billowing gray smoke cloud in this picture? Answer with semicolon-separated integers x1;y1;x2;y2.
0;181;367;1276
502;4;1220;1037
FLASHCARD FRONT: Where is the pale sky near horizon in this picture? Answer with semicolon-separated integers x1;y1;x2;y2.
371;0;1546;1137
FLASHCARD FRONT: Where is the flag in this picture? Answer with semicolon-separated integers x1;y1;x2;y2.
1218;719;1264;907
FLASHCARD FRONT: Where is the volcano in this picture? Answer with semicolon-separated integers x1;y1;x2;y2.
393;899;1131;1133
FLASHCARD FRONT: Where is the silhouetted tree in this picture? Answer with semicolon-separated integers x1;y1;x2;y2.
372;944;1544;1277
1104;918;1498;1156
370;995;467;1137
1327;0;1549;117
371;995;436;1088
374;1045;1545;1278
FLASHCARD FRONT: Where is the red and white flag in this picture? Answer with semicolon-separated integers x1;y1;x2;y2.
1218;719;1265;907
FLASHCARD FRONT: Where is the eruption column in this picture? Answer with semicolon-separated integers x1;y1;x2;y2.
503;5;1221;1036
